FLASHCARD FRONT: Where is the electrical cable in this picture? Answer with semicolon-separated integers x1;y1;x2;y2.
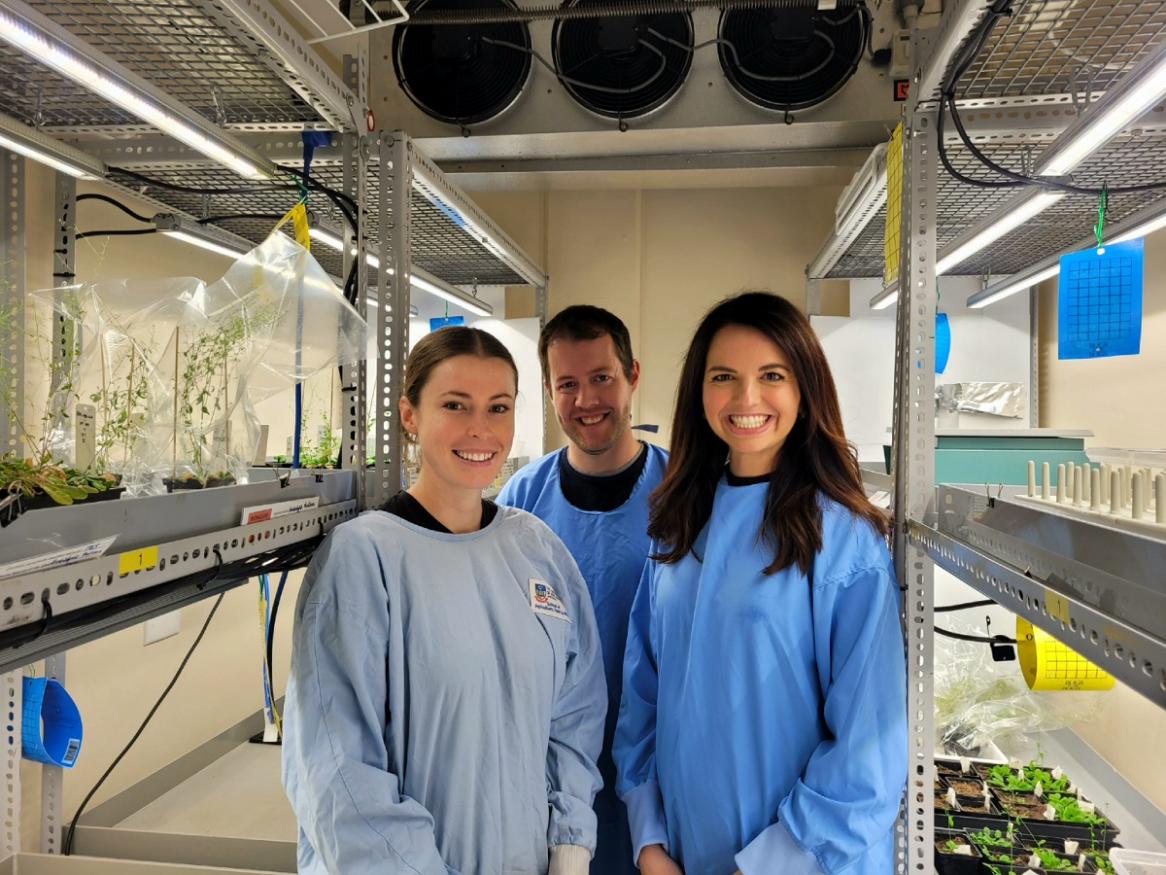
483;35;670;96
63;549;226;856
76;194;153;224
198;213;287;225
935;626;1017;645
75;228;158;241
264;570;290;737
110;166;290;196
936;599;997;613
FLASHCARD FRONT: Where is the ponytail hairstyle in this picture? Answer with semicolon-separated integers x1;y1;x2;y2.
649;292;888;576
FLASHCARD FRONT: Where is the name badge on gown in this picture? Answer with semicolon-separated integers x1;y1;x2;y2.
529;578;570;622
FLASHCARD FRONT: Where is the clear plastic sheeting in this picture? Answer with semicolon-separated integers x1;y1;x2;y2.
34;234;366;495
934;620;1105;754
936;381;1026;418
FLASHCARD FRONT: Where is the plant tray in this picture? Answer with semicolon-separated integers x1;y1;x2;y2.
992;791;1121;848
1;487;126;528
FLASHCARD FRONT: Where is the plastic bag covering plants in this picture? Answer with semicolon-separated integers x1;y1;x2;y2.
34;234;366;495
934;618;1104;754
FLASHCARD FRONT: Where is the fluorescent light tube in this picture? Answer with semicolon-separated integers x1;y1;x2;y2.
0;6;269;179
1038;50;1166;177
936;191;1064;275
969;264;1061;309
0;113;104;179
154;213;251;259
311;224;493;316
309;226;380;268
869;284;898;310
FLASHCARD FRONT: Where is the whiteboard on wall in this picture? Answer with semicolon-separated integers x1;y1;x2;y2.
813;277;1032;464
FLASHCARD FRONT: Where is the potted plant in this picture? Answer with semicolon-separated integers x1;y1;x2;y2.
935;828;982;875
0;296;125;524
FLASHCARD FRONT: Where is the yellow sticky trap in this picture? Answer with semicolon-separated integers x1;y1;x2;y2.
118;546;159;576
883;122;905;287
275;202;312;250
1016;618;1115;691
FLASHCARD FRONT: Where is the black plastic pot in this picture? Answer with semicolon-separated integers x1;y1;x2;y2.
935;828;982;875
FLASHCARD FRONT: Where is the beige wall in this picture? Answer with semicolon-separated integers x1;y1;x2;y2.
1039;229;1166;813
473;185;841;448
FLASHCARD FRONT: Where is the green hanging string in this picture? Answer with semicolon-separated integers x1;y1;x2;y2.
1094;184;1109;253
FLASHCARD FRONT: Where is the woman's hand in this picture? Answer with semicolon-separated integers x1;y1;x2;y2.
638;844;683;875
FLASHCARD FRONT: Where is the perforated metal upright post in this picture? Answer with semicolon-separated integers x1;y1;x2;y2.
40;654;66;853
364;134;411;508
890;110;938;874
0;150;26;458
340;51;369;501
1029;288;1040;427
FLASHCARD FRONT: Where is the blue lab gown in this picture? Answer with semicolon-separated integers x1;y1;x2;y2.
282;507;606;875
499;443;669;874
614;479;907;875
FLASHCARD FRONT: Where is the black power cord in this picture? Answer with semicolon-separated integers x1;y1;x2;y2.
75;228;157;241
936;598;996;613
935;626;1017;644
76;194;153;224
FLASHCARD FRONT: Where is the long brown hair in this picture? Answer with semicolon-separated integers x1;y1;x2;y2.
649;292;887;575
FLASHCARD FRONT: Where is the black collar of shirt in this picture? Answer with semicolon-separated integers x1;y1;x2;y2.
557;442;649;512
382;491;498;533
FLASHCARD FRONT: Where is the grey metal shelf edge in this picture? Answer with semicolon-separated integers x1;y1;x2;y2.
911;484;1166;708
0;471;358;673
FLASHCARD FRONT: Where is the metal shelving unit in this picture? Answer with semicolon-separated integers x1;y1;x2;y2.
805;0;1166;870
0;0;548;865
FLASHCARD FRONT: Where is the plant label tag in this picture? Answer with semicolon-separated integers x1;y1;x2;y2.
1043;804;1056;820
1063;840;1078;855
1034;781;1043;798
958;757;971;773
946;787;957;809
529;578;570;622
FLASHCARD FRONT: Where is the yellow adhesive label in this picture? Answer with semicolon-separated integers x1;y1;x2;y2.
118;546;159;575
1044;592;1072;624
883;122;905;287
1016;618;1114;692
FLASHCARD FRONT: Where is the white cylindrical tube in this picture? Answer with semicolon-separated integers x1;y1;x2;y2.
1027;460;1036;498
1101;464;1110;502
1090;467;1101;511
1157;474;1165;524
1042;462;1051;500
1057;464;1067;503
1072;465;1082;505
1082;465;1092;506
1110;470;1121;514
1133;473;1144;520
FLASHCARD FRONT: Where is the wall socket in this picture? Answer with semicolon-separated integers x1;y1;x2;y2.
144;610;181;646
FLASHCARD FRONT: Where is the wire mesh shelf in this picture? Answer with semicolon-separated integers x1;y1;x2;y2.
0;0;328;131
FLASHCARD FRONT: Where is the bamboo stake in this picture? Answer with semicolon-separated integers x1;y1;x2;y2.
172;327;180;480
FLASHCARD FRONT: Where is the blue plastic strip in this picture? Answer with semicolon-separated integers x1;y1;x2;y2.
1058;239;1144;360
430;315;465;332
935;312;952;374
21;677;83;767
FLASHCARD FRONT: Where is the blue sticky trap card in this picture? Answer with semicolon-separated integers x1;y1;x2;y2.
430;315;465;332
1058;239;1143;359
935;312;952;374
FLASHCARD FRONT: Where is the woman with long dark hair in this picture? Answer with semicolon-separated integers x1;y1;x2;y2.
614;293;906;875
283;327;606;875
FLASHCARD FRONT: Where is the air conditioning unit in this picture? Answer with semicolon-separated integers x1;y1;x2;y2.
372;0;901;168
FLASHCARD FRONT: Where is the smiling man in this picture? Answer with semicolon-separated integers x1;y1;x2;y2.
499;305;667;875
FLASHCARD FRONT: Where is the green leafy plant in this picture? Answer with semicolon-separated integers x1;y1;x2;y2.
1045;793;1107;825
969;828;1011;849
987;762;1071;794
1089;849;1116;874
1029;845;1074;871
0;455;117;507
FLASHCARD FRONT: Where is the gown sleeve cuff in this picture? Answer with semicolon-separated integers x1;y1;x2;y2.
621;779;669;864
735;820;825;875
549;844;592;875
